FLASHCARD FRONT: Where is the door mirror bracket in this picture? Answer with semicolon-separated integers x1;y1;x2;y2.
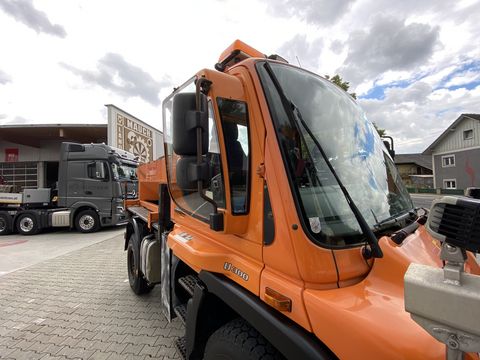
194;78;224;231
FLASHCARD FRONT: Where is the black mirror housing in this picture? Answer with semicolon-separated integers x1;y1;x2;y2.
172;93;209;156
176;156;210;191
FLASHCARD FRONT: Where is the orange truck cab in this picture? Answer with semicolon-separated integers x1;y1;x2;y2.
124;40;480;359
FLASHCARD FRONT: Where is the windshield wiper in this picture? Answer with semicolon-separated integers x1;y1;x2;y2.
263;62;383;258
373;209;416;232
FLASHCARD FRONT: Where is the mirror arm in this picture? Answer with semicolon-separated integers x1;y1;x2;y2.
382;135;395;159
194;78;218;213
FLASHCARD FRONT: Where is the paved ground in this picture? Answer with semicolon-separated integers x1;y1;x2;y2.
0;232;181;359
0;228;125;277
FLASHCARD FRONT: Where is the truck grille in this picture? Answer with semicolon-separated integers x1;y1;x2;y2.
428;199;480;253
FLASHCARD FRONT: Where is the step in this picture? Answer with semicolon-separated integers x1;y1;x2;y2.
178;274;199;297
174;303;187;325
127;206;149;222
174;336;187;360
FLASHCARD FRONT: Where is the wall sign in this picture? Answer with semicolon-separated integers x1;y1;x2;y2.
5;148;18;162
106;104;163;163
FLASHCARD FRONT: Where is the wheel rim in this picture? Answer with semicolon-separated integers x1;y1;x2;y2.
20;217;34;232
79;214;95;231
0;218;6;232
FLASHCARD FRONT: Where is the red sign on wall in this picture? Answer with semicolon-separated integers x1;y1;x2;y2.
5;148;18;162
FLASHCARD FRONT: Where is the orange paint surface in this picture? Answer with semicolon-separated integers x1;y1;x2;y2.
128;45;480;359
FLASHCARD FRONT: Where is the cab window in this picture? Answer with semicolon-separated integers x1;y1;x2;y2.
217;98;250;215
87;161;108;180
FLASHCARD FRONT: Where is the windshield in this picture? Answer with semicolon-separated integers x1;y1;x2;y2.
257;62;414;247
111;162;137;181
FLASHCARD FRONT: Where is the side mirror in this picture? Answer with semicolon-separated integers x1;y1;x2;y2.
171;82;224;231
176;156;210;191
172;93;208;156
382;136;395;160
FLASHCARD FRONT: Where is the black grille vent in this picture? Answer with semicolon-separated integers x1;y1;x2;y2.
429;200;480;253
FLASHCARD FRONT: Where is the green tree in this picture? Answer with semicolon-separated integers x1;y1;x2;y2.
373;122;386;137
324;74;357;99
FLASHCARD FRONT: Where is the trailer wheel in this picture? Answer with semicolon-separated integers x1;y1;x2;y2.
75;209;100;233
16;213;40;236
204;318;284;360
0;212;12;235
127;235;152;295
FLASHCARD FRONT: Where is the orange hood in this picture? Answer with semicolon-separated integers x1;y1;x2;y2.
303;225;480;359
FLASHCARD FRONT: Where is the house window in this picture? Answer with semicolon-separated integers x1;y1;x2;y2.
463;129;473;140
442;155;455;167
443;179;456;189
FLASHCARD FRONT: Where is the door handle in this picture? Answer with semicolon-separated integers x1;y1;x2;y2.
85;191;92;195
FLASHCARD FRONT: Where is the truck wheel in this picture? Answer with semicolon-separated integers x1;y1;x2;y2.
204;318;284;360
127;235;152;295
0;212;12;235
16;213;40;236
75;210;100;233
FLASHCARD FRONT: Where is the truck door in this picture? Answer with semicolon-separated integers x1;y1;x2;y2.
66;160;112;215
163;71;265;294
84;160;113;215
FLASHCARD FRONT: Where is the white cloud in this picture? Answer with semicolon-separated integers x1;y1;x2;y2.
0;0;478;156
277;34;324;71
60;53;172;106
444;70;480;87
339;16;440;87
262;0;355;26
0;0;66;37
360;82;480;153
0;69;11;84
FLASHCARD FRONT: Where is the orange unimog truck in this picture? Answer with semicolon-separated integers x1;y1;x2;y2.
124;40;480;359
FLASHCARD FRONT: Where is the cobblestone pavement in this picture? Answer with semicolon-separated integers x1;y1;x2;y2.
0;233;181;360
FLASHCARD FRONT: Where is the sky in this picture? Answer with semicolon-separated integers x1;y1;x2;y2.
0;0;479;154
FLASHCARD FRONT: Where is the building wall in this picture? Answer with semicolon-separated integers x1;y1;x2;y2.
398;164;416;186
1;141;51;189
434;117;480;153
0;139;108;190
106;105;164;163
433;148;480;189
0;140;64;162
397;163;432;187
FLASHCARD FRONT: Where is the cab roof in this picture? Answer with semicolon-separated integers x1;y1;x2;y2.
215;39;287;72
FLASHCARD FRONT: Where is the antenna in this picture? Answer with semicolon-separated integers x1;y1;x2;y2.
295;56;302;68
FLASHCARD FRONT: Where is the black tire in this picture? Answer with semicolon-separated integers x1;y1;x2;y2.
127;235;153;295
204;318;284;360
16;213;40;236
75;209;100;233
0;212;13;235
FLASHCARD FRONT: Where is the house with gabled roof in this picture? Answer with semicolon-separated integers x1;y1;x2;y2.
423;113;480;190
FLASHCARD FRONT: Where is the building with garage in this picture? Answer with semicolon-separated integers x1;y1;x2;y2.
394;153;433;189
0;105;163;191
0;124;107;190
